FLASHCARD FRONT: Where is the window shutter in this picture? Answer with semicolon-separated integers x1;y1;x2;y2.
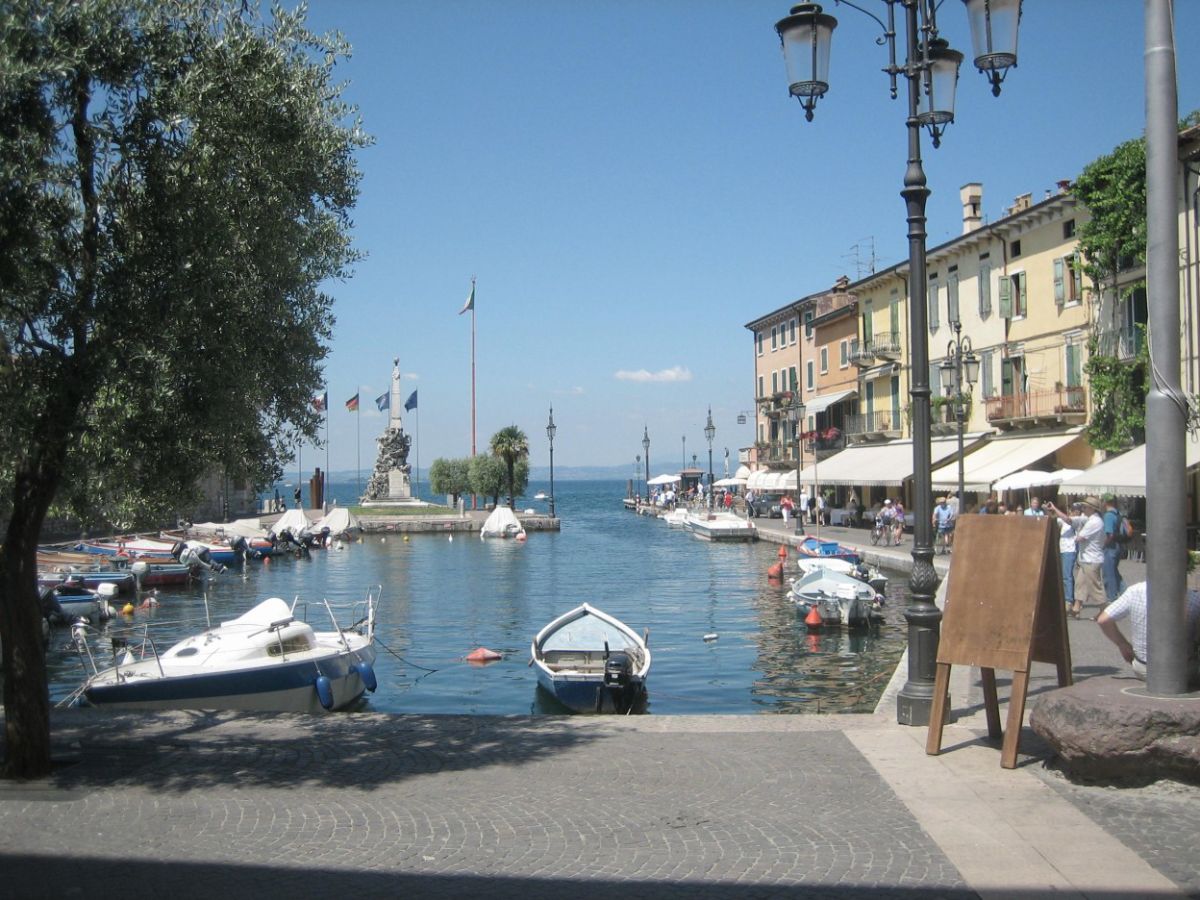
1001;358;1013;396
981;349;994;397
947;273;960;325
1066;343;1079;387
928;282;940;332
999;276;1012;319
979;263;992;317
1053;258;1064;308
929;362;941;399
1073;253;1083;300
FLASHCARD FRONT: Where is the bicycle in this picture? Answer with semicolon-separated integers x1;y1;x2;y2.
934;527;952;555
870;516;887;546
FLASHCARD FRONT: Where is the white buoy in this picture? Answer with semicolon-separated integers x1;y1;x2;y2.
380;536;386;543
703;633;719;642
448;534;454;542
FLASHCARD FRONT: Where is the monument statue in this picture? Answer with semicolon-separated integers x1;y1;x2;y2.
362;357;418;505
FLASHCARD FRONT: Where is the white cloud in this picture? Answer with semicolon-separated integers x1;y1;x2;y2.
614;366;693;383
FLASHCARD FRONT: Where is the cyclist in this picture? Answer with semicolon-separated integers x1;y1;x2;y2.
891;500;906;546
932;495;955;552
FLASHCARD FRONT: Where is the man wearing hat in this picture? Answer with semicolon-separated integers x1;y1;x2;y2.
1047;499;1086;615
1073;496;1107;616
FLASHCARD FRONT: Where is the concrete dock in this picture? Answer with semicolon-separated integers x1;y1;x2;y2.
1;514;1196;898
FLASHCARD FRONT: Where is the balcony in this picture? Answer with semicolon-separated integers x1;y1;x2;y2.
756;390;796;419
849;332;901;367
1093;326;1144;361
845;410;902;443
756;441;802;465
985;386;1087;429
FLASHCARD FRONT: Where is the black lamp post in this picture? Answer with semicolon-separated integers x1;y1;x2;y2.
940;322;979;505
704;407;716;509
546;405;557;518
787;393;806;535
636;454;642;500
642;426;651;498
775;0;1019;726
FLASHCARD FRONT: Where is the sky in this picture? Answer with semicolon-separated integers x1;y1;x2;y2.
289;0;1200;478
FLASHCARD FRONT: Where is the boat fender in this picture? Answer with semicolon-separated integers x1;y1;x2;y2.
121;602;136;616
353;660;377;692
314;674;334;710
805;606;823;630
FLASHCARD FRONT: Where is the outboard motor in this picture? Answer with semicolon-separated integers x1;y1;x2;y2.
598;651;638;714
230;535;250;566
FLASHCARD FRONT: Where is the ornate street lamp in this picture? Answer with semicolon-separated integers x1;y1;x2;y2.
546;405;557;518
787;393;806;536
636;454;642;500
642;426;651;499
704;407;716;509
939;322;979;505
774;0;1019;725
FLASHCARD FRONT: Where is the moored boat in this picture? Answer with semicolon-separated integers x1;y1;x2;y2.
795;535;860;565
530;603;650;713
68;589;379;713
788;568;883;629
683;511;757;542
480;506;526;539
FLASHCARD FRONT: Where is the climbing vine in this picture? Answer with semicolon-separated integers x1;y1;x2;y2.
1084;329;1148;452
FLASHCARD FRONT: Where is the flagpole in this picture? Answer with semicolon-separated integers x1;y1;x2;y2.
470;276;477;510
324;400;330;512
356;392;361;500
415;404;420;500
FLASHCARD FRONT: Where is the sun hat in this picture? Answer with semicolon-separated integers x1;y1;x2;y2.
936;496;946;503
1082;496;1102;510
884;498;892;505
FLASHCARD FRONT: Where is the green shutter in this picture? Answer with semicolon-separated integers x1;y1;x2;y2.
1053;258;1064;307
947;274;960;324
979;263;992;316
999;276;1012;319
1073;253;1083;300
1001;358;1014;396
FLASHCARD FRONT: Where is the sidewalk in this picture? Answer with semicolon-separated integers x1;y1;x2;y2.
1;525;1196;899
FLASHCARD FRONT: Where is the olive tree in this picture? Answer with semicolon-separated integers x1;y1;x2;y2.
429;457;472;507
0;0;368;777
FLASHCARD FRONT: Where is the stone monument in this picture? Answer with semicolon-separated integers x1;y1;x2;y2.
361;358;424;506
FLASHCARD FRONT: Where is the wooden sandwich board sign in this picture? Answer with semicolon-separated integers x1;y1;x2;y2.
925;514;1072;768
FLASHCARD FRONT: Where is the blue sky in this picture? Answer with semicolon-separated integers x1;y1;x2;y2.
292;0;1200;477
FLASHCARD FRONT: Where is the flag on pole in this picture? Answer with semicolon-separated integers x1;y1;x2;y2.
375;392;389;411
345;393;359;412
311;392;327;412
405;389;418;412
458;279;475;315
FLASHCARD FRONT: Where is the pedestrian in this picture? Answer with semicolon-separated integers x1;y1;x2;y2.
781;494;793;525
892;500;905;545
816;491;826;525
1073;496;1107;617
1096;576;1200;679
1101;493;1127;602
807;493;817;525
293;486;302;508
1024;497;1045;516
1047;500;1083;614
723;490;733;511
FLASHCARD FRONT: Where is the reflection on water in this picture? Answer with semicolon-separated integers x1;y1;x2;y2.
45;481;909;715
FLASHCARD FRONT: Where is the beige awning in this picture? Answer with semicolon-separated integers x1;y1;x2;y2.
800;388;857;417
930;430;1084;493
814;435;986;487
1059;437;1200;498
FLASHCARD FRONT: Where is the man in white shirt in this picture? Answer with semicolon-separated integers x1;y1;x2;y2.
1096;580;1200;679
1073;496;1106;617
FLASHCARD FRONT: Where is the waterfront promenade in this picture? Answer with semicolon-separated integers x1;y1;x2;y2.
1;519;1197;898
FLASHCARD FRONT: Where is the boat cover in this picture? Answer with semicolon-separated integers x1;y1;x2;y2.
480;506;524;537
270;508;312;536
314;507;361;536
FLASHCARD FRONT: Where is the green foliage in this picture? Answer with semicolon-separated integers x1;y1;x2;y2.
489;425;529;508
470;455;529;507
0;0;369;777
1073;136;1146;292
1084;329;1148;452
429;457;472;504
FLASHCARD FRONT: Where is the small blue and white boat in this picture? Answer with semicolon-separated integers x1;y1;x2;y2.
530;604;650;713
69;590;378;713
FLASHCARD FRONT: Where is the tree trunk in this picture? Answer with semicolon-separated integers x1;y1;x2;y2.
1;472;60;779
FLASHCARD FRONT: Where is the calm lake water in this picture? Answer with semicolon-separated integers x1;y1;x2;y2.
46;480;909;715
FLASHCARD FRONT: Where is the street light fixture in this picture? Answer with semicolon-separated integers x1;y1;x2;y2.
774;0;1019;726
787;392;806;536
642;426;651;501
704;407;716;509
939;322;979;505
546;405;557;518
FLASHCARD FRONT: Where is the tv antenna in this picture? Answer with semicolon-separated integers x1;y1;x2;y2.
843;237;877;279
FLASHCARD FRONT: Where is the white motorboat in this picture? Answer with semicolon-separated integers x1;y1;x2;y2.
661;508;690;528
68;590;379;713
534;491;548;500
530;603;650;713
795;557;889;594
788;568;883;629
683;511;757;542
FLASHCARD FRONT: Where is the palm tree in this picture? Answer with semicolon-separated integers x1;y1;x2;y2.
490;425;529;509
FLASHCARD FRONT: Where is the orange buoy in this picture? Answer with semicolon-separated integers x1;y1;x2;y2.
767;561;784;579
777;545;788;559
805;606;823;630
466;647;502;662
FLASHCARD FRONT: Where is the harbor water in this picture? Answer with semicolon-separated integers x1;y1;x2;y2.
46;480;909;715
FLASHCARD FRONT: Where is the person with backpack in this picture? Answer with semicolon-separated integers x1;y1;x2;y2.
1101;493;1129;602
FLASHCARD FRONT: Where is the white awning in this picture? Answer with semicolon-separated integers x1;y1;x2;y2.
647;473;681;486
800;388;857;418
814;435;986;487
930;431;1084;493
992;468;1084;492
712;476;746;487
734;464;752;480
1059;438;1200;498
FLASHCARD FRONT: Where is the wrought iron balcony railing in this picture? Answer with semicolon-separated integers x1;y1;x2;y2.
985;386;1086;422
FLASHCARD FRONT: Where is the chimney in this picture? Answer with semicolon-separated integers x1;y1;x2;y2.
1057;179;1072;194
960;182;983;234
1011;192;1032;214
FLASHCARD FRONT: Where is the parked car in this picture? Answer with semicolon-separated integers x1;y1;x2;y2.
747;496;782;518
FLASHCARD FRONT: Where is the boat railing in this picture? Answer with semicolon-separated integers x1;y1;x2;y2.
60;620;168;706
289;584;380;643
